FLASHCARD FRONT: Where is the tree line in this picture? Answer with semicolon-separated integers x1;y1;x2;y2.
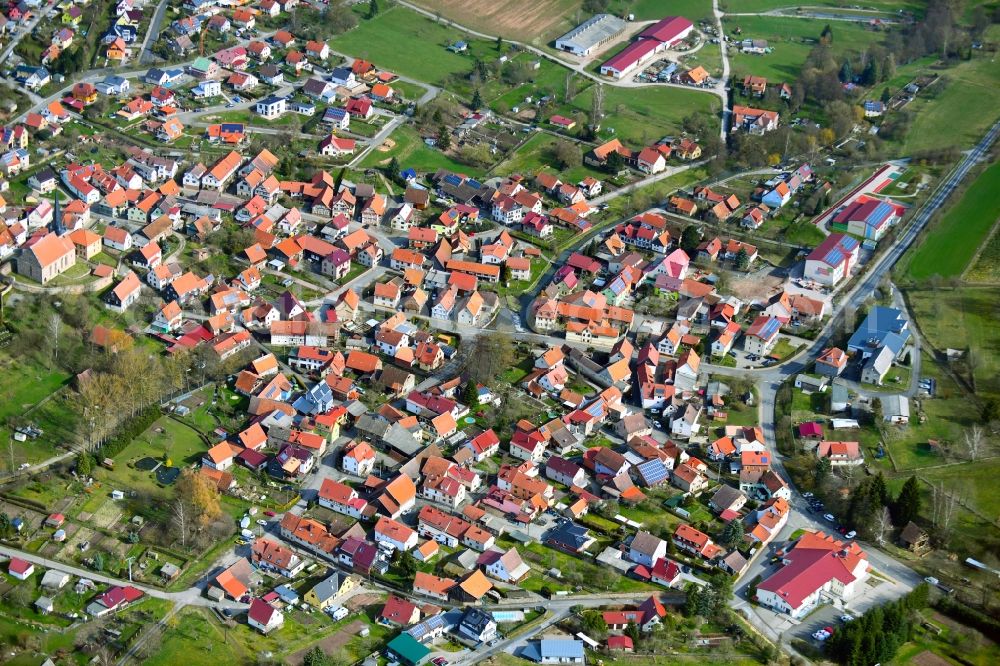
825;583;930;665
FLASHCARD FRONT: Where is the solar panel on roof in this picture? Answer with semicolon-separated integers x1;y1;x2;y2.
443;174;462;186
826;249;843;266
638;459;669;485
466;179;482;189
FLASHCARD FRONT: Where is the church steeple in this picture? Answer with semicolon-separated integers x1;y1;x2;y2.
51;192;63;234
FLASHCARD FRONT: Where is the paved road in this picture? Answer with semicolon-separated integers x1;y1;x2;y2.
0;4;48;62
0;545;247;610
138;0;171;65
395;0;729;133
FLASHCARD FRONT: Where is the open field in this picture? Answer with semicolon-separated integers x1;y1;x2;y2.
359;124;487;175
899;44;1000;154
555;84;720;145
899;160;1000;281
330;6;496;86
410;0;715;43
891;611;1000;666
724;15;886;82
965;227;1000;283
720;0;922;13
491;132;607;183
408;0;581;43
904;288;1000;399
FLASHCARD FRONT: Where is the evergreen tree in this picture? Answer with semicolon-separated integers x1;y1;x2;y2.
680;225;701;254
77;453;92;477
861;59;878;86
881;87;892;103
821;24;834;44
398;551;418;578
463;381;479;408
735;247;750;271
871;472;890;506
303;646;330;666
438;125;451;150
334;167;346;192
720;518;744;548
893;475;921;526
388;156;401;183
496;35;504;51
471;88;483;110
815;456;832;485
367;0;379;19
605;150;625;173
839;60;854;83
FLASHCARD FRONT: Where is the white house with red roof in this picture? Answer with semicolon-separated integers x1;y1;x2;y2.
248;597;284;633
7;557;34;580
755;531;869;618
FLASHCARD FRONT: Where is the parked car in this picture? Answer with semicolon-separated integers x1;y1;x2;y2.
823;513;836;522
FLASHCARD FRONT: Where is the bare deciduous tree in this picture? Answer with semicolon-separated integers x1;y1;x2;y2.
964;425;984;461
875;506;892;545
171;499;189;549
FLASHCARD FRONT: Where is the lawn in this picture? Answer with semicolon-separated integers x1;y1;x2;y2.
965;226;1000;284
720;0;921;13
904;288;1000;399
0;355;73;467
899;33;1000;154
898;160;1000;281
330;6;492;86
553;85;721;146
724;15;885;82
491;132;608;184
890;611;1000;666
359;124;487;176
84;416;210;501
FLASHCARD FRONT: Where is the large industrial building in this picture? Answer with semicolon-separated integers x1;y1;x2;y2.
599;16;694;79
555;14;628;57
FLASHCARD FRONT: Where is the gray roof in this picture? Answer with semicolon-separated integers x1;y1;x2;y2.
881;394;909;418
864;346;895;376
556;13;627;52
710;484;745;510
383;422;421;455
848;306;910;354
311;571;350;602
356;414;390;438
540;638;585;658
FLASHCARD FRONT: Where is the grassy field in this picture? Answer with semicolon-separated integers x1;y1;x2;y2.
552;84;720;146
890;611;1000;666
725;15;885;82
410;0;715;44
965;227;1000;283
491;132;607;182
0;355;73;467
899;160;1000;281
899;44;1000;154
720;0;921;12
904;288;1000;399
359;124;487;176
330;6;495;86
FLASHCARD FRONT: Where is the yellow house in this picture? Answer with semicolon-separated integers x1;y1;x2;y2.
304;571;356;609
